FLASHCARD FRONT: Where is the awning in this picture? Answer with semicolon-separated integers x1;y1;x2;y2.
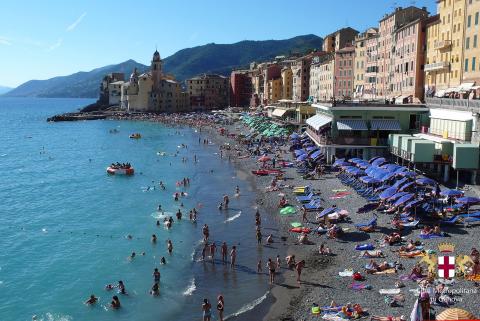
435;89;446;97
370;119;401;131
336;119;368;130
306;114;332;131
445;87;458;94
429;108;473;122
272;109;287;117
457;82;475;92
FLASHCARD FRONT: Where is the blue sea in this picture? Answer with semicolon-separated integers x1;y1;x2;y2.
0;98;280;321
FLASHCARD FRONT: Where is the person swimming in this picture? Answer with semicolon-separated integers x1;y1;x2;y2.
84;294;98;305
150;283;160;296
117;281;127;295
110;295;121;309
151;234;157;243
160;257;166;264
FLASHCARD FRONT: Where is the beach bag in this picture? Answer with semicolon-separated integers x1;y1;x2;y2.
353;272;363;281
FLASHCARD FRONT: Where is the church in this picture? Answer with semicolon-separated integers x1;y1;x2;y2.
120;50;189;112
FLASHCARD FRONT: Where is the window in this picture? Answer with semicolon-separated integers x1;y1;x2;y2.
473;57;477;71
476;12;479;25
465;58;469;72
466;37;470;49
475;35;478;48
468;15;472;27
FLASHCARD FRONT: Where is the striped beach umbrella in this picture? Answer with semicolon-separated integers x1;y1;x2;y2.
436;308;476;320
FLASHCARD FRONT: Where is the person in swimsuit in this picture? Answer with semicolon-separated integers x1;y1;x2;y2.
276;255;281;269
257;260;263;273
153;268;160;283
230;246;237;269
117;281;126;294
167;240;173;254
267;258;276;284
202;298;212;321
217;295;225;321
110;295;121;309
160;257;166;264
223;195;229;209
295;260;305;284
84;294;98;305
202;224;209;242
151;234;157;243
256;229;262;244
150;283;160;296
210;242;216;261
221;242;228;263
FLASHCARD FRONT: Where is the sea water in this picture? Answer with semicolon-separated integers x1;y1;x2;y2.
0;98;280;321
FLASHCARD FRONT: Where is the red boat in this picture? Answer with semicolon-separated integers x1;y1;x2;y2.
251;169;283;176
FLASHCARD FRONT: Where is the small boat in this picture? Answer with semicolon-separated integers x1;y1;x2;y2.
107;166;134;175
251;169;283;176
129;133;141;139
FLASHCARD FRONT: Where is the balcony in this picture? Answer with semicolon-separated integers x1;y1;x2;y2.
424;61;450;72
433;40;452;50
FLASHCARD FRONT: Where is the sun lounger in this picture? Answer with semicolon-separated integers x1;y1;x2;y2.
440;216;460;225
464;216;480;223
355;217;377;229
295;192;315;203
303;200;322;211
400;220;419;228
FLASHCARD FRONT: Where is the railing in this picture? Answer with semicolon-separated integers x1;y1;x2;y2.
424;61;449;72
306;128;388;146
426;97;480;111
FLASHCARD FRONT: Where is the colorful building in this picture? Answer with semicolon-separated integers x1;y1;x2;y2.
281;67;293;100
334;46;355;98
187;74;229;111
309;53;335;102
230;70;252;107
353;28;378;99
322;27;359;53
463;0;480;86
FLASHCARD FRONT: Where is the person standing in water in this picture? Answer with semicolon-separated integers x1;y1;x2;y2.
256;228;262;245
217;295;225;321
202;224;209;242
167;240;173;254
223;194;229;209
110;295;121;309
221;242;228;264
267;258;276;284
210;242;216;262
230;246;237;269
153;268;160;283
202;298;212;321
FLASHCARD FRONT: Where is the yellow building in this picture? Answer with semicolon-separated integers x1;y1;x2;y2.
463;0;480;86
353;28;378;99
267;78;282;103
281;67;293;99
425;0;467;93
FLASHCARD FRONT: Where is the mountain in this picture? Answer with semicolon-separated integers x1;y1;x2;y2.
0;86;12;95
4;60;148;98
4;34;323;98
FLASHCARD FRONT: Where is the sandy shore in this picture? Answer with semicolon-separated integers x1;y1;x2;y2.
108;112;480;321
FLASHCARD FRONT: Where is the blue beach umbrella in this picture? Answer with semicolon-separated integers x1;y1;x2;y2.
440;189;464;197
371;157;386;167
360;176;381;184
394;193;415;206
379;187;398;200
334;161;350;167
404;199;425;210
290;133;300;139
380;172;396;182
319;207;337;217
399;181;416;192
294;149;306;156
388;192;409;202
456;197;480;205
392;177;408;188
296;154;308;161
415;177;437;186
306;146;316;151
309;150;322;159
398;171;416;178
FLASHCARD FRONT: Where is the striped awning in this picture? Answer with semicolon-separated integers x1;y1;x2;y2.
306;114;332;131
370;119;401;131
272;108;287;117
336;119;368;131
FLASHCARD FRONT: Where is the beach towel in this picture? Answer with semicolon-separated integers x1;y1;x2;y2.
419;233;445;239
330;192;351;199
290;222;302;228
373;268;396;274
339;269;354;277
349;282;372;290
379;289;401;295
322;314;349;321
355;244;375;251
332;189;347;193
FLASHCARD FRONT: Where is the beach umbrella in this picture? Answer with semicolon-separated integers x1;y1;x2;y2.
415;177;437;186
294;149;306;156
393;166;407;173
456;196;480;205
382;164;401;172
258;155;271;162
368;156;381;163
394;193;414;206
296;154;308;162
349;158;362;163
379;187;398;200
279;206;296;215
436;308;476;321
333;161;350;167
380;172;396;182
399;181;416;192
306;146;316;151
309;150;322;159
404;199;424;210
398;171;416;177
392;177;408;188
440;189;464;197
388;192;409;202
290;133;300;139
360;176;381;184
371;157;386;167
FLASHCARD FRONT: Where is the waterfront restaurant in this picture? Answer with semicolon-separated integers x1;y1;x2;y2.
265;100;316;126
305;101;429;163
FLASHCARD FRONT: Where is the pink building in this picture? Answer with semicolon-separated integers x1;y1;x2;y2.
390;17;428;102
334;46;355;98
377;6;428;99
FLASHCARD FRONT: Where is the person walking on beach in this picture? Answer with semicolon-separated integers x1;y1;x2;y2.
202;298;212;321
257;260;263;273
302;206;308;223
221;242;228;263
167;239;173;254
217;295;225;321
295;260;306;284
267;258;276;284
230;246;237;269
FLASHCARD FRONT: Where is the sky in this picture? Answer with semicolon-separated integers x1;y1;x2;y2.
0;0;436;88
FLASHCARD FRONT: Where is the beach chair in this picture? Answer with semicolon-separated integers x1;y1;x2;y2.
296;192;317;203
440;216;460;225
355;217;377;230
400;220;419;228
458;211;480;218
303;199;322;211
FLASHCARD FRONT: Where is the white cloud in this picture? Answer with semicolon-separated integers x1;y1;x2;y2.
47;38;63;51
0;36;12;46
66;12;87;31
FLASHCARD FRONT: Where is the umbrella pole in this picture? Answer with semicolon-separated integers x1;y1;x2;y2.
456;170;459;190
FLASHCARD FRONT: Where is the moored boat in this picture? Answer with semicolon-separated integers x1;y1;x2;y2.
107;166;134;175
